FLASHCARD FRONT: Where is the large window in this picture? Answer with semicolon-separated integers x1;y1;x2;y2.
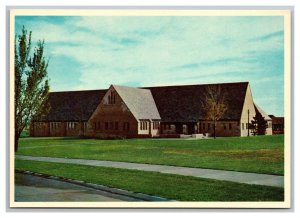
107;91;116;104
153;121;159;130
51;122;61;130
68;122;77;130
140;121;148;130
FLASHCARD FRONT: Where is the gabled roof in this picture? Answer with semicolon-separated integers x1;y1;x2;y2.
254;104;272;121
112;85;161;120
38;89;107;122
37;82;250;123
145;82;249;122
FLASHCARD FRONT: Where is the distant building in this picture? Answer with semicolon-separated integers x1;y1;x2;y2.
269;115;284;134
30;82;273;138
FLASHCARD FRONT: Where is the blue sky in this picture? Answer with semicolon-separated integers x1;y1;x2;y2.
15;15;284;116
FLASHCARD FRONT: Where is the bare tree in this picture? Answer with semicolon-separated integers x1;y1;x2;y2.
202;85;228;139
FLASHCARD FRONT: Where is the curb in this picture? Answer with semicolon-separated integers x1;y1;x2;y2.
15;170;173;202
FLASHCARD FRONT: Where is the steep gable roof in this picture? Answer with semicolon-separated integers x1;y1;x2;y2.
254;104;272;121
145;82;249;122
39;89;107;122
112;85;161;120
37;82;250;123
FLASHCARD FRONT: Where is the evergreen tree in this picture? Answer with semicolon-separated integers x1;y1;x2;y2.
251;111;267;136
15;26;50;152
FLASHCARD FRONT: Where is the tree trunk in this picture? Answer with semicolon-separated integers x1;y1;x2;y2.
213;122;216;139
15;131;20;152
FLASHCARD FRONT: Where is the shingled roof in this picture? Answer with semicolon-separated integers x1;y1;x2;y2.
145;82;249;122
113;85;161;120
38;82;249;123
39;89;107;122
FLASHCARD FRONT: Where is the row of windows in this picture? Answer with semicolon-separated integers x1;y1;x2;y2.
201;123;233;130
241;122;272;130
93;121;130;131
140;121;160;130
161;124;175;130
41;122;87;130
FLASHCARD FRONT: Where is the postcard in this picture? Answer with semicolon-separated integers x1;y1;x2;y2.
10;8;291;208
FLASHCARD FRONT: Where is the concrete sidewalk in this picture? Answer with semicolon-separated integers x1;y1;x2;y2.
16;155;284;188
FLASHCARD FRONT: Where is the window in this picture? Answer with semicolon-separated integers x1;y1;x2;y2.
246;123;248;129
97;121;101;130
242;123;244;130
153;121;159;130
105;122;108;130
223;124;226;130
107;91;116;104
229;123;232;130
208;123;211;130
203;123;205;130
140;121;149;130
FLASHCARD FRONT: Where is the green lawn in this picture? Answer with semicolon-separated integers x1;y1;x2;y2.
17;135;284;175
15;159;284;201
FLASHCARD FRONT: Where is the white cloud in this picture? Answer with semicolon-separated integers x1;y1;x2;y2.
15;15;285;115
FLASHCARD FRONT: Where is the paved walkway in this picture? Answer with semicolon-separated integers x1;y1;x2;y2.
16;155;284;188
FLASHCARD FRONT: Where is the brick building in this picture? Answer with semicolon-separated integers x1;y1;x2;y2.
30;82;272;138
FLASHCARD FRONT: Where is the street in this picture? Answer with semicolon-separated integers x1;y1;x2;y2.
15;173;138;202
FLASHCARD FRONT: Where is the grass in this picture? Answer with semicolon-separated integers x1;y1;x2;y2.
15;159;284;201
17;135;284;175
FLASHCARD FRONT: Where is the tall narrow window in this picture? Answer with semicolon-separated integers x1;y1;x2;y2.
105;122;108;130
229;123;232;130
242;123;244;130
